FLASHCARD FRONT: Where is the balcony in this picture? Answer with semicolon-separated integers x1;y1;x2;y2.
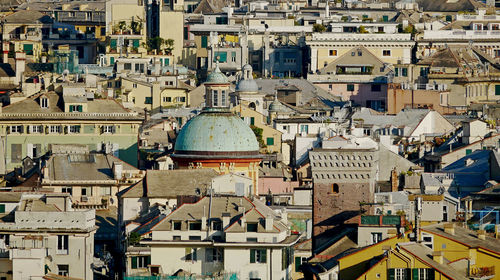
11;248;46;259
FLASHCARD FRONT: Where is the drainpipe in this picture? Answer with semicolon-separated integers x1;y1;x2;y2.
269;248;273;280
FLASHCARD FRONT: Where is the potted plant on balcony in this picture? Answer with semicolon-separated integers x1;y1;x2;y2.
130;17;143;35
118;21;127;34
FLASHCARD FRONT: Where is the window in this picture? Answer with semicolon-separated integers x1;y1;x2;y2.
50;125;62;134
402;68;408;77
30;125;43;133
266;137;274;146
201;36;208;48
57;235;69;254
300;125;308;134
212;90;218;106
250;249;267;263
371;232;382;244
246;223;258;232
69;125;80;134
81;187;90;196
62;187;72;195
163;97;172;102
358;50;362;56
173;236;181;241
102;125;115;134
58;265;69;276
415;268;434;280
347;84;354;91
185;248;198;261
173;221;181;230
0;204;5;213
189;236;201;240
124;63;132;70
131;256;150;269
135;64;145;73
221;90;226;106
40;97;48;108
329;50;337;56
351;52;356;56
250;117;255;126
371;84;381;92
145;97;152;104
212;221;222;231
69;105;83;112
205;248;223;262
189;222;201;230
495;85;500;95
466;149;472;155
23;44;33;55
382;50;391;56
332;183;339;193
295;256;307;272
9;125;23;133
133;83;137;88
495;50;500;58
101;187;111;196
247;237;258;242
388;268;410;280
231;52;236;62
107;81;113;88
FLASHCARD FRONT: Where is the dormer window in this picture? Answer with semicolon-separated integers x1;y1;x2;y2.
212;90;219;107
40;97;48;109
246;222;258;232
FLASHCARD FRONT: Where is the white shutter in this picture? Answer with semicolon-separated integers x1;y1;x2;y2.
27;143;33;158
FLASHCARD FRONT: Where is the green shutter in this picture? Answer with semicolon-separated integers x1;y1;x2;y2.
23;44;33;55
131;256;137;269
383;15;389;22
193;248;197;261
261;249;267;263
110;39;117;48
133;39;140;48
267;137;274;146
0;204;5;213
250;249;256;263
165;58;170;65
466;149;472;155
388;269;395;280
201;36;208;48
495;85;500;95
395;68;399;77
405;269;411;280
412;268;419;280
295;257;301;272
78;105;82;112
110;57;115;65
402;68;408;77
250;117;255;126
347;84;354;91
147;256;151;266
215;51;227;62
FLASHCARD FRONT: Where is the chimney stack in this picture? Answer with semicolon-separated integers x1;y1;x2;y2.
2;42;9;63
432;251;444;264
222;213;230;229
391;168;399;192
265;215;273;231
444;223;455;235
15;52;26;86
113;162;123;180
477;229;486;240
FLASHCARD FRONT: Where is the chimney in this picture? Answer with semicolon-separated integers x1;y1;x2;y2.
265;215;273;231
432;251;444;264
477;229;486;240
444;223;455;235
387;229;397;238
153;58;161;76
201;216;207;230
15;52;26;86
222;212;230;229
113;162;123;180
391;168;398;192
2;42;9;63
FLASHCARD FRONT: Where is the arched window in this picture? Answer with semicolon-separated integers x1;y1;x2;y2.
332;183;339;193
249;102;256;110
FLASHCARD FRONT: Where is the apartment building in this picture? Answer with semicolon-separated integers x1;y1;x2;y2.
0;91;143;171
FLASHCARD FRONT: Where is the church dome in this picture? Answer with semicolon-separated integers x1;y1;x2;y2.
206;64;229;84
236;64;258;93
236;79;259;93
173;111;259;158
269;98;286;112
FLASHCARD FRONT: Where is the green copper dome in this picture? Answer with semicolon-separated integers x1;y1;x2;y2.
206;64;229;84
173;111;259;158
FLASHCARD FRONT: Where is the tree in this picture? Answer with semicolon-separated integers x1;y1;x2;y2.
313;23;326;33
128;232;141;246
130;18;143;35
250;125;266;148
146;37;175;55
163;38;174;55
